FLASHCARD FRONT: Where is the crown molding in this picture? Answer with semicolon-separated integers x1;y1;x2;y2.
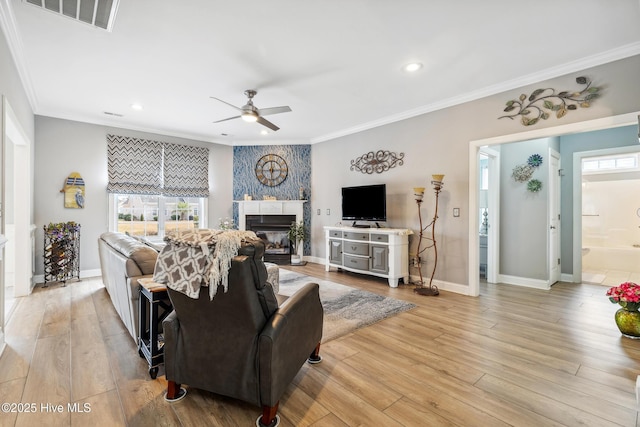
0;0;38;110
311;41;640;144
36;110;309;147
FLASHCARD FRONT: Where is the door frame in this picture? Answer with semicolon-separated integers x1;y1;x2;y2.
548;148;561;285
478;146;500;283
572;144;640;282
468;111;640;297
2;97;32;298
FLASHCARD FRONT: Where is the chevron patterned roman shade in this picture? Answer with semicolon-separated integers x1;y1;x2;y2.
107;134;209;197
107;134;163;194
163;143;209;198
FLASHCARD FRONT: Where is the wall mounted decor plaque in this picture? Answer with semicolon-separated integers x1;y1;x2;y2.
61;172;85;208
350;150;404;174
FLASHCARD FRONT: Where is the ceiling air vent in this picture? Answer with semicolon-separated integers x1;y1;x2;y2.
24;0;119;31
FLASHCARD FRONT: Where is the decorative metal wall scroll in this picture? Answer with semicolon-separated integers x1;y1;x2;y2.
350;150;404;174
499;76;601;126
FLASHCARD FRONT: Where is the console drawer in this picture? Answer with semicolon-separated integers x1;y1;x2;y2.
343;231;368;241
343;241;369;256
344;254;369;271
370;234;389;243
329;230;343;238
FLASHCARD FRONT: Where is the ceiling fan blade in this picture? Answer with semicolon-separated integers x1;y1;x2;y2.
210;96;242;111
213;115;241;123
256;116;280;131
258;106;292;116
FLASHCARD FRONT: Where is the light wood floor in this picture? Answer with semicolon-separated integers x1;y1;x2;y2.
1;263;639;426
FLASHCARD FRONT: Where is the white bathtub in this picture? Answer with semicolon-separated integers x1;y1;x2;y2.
582;245;640;272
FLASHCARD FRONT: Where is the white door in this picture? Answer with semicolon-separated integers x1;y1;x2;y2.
549;150;561;285
479;147;500;283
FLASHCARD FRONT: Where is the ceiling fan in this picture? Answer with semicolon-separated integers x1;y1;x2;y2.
210;90;291;131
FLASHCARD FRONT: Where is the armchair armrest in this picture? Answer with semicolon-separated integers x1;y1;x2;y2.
162;310;179;379
258;282;323;406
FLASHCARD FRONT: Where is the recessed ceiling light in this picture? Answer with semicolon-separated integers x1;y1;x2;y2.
260;130;269;135
130;103;143;110
403;62;423;72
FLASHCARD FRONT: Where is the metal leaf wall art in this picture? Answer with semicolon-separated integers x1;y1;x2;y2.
499;76;601;126
350;150;405;174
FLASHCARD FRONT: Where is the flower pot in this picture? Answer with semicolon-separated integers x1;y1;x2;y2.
614;308;640;339
290;255;301;265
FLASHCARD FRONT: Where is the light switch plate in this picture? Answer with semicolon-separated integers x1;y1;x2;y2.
453;208;460;217
326;209;331;215
317;209;321;215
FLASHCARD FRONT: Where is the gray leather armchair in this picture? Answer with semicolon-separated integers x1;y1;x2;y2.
162;239;323;427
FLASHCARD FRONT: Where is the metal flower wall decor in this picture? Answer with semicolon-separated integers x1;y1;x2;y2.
499;76;601;126
512;154;544;192
350;150;404;174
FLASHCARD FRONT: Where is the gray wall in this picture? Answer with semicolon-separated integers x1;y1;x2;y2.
33;116;234;277
311;55;640;289
499;138;552;280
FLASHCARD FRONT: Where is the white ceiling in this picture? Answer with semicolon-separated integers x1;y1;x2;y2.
3;0;640;145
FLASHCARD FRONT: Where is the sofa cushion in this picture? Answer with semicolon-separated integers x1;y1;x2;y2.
100;232;158;276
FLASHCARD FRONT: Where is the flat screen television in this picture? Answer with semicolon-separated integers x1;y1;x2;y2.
341;184;386;226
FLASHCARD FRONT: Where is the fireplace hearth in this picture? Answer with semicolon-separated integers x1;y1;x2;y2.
246;214;296;264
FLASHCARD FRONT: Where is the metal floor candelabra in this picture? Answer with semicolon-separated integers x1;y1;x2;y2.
413;175;444;296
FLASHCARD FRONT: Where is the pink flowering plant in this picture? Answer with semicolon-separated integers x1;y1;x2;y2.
606;282;640;312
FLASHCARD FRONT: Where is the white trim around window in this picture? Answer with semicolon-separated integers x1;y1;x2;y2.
108;194;208;241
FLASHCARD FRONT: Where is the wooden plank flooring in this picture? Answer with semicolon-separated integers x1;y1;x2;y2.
0;262;638;426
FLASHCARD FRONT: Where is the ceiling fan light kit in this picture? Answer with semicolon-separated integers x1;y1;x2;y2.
241;111;258;122
211;89;291;131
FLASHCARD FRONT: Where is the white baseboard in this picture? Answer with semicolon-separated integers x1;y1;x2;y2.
408;274;471;295
304;256;325;265
498;274;550;290
560;273;575;283
33;268;102;286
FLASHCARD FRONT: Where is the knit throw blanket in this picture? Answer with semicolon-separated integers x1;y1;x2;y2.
152;229;258;300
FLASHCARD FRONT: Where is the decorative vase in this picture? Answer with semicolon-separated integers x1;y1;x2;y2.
614;308;640;339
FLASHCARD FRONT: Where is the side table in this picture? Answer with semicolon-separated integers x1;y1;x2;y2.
138;277;172;379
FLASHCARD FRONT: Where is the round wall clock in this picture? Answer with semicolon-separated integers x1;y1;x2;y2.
255;154;288;187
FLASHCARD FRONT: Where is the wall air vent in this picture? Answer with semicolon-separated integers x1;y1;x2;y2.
24;0;119;32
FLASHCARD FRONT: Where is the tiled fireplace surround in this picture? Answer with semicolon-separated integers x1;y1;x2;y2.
236;200;306;264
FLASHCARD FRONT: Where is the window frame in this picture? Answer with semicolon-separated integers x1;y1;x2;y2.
581;153;640;175
108;194;208;240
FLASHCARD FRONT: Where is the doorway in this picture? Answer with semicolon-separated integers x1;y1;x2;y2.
580;149;640;286
478;147;499;284
468;112;640;297
2;97;33;324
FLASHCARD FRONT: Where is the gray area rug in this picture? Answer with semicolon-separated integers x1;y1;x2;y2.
278;269;416;343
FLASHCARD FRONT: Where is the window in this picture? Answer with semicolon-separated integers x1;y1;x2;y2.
106;134;210;238
111;194;206;239
582;153;639;174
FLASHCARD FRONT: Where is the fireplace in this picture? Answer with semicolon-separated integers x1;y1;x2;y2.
236;200;306;264
246;214;296;264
